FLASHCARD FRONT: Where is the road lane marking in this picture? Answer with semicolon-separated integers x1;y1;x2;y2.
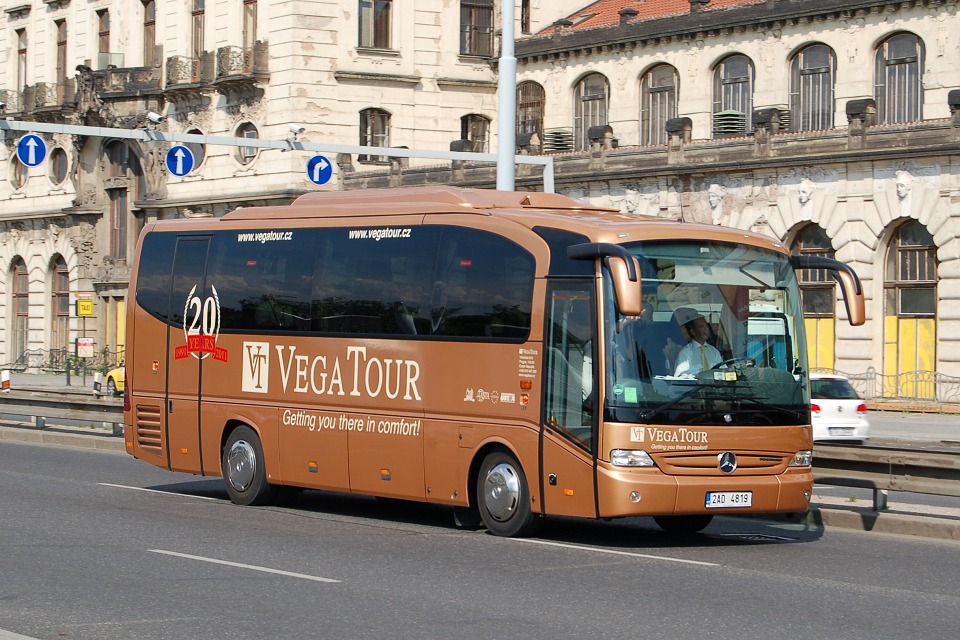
149;549;340;583
509;538;719;566
99;482;220;500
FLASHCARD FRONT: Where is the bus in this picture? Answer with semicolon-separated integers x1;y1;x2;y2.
123;186;864;536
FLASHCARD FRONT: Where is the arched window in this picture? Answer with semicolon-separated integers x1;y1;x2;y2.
235;122;259;164
359;108;390;163
712;54;754;137
51;256;70;358
516;81;544;138
884;220;937;396
790;44;835;131
640;64;678;146
792;225;836;369
574;73;609;151
12;258;29;361
875;33;924;124
461;114;490;152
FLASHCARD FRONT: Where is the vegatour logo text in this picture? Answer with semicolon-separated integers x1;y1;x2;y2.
242;342;421;401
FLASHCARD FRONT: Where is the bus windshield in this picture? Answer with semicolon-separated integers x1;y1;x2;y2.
602;240;809;427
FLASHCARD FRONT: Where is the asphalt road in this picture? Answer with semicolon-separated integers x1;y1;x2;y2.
1;440;959;640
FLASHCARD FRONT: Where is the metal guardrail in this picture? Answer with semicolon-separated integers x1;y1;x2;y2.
0;392;956;512
813;443;960;510
0;389;123;436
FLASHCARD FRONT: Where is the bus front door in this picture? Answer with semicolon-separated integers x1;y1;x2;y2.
540;283;598;518
164;236;210;474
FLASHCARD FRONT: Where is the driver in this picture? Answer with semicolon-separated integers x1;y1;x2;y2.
672;307;722;376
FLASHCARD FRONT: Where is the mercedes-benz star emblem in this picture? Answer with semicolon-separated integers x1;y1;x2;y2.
718;451;738;474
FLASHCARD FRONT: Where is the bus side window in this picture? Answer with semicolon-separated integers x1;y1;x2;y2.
433;227;534;340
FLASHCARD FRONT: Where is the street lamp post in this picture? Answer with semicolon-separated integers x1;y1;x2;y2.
496;1;517;191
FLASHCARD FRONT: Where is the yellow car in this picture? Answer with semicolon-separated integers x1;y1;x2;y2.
105;366;125;396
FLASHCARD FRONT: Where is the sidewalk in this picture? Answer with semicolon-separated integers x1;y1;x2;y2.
6;371;96;393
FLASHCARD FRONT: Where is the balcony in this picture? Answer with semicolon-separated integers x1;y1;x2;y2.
165;52;215;103
96;64;163;100
0;89;23;115
23;81;76;119
213;42;269;99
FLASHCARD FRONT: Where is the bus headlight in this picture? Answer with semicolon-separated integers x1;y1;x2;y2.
611;449;655;467
789;450;813;467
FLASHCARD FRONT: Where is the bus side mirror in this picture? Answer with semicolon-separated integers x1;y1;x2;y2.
789;255;865;326
835;269;865;326
567;242;643;316
607;255;643;316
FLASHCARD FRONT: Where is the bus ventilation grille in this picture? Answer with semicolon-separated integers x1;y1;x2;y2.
135;404;163;455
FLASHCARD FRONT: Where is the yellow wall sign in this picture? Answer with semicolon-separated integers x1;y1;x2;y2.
77;299;94;316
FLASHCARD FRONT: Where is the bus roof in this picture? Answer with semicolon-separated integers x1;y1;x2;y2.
221;185;620;220
173;186;787;254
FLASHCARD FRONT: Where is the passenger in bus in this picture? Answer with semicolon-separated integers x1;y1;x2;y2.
673;307;722;376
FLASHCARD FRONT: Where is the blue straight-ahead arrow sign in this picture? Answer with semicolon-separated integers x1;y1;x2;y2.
17;134;47;167
166;145;195;177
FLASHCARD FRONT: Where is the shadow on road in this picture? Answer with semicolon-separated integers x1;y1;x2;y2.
147;479;824;547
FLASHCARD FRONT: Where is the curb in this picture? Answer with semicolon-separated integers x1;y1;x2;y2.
805;504;960;541
0;424;125;453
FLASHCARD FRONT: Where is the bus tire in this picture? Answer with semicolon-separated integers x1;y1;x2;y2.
653;514;713;534
222;426;277;506
476;450;539;537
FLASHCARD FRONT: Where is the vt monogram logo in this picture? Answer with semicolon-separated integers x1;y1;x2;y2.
242;342;270;393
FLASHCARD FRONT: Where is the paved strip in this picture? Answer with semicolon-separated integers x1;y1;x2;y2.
0;630;42;640
99;482;220;500
510;538;719;566
149;549;341;583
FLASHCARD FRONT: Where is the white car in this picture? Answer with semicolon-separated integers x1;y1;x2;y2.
810;373;870;444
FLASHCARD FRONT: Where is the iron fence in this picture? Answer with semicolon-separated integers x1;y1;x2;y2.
3;347;124;375
812;367;960;412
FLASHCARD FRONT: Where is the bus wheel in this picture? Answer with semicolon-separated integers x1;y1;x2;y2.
222;426;277;506
477;451;539;537
653;514;714;534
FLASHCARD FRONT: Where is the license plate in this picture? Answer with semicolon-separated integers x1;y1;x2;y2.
705;491;752;508
829;427;854;435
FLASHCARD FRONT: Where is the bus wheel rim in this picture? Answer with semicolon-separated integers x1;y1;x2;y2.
226;439;257;492
482;462;520;523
